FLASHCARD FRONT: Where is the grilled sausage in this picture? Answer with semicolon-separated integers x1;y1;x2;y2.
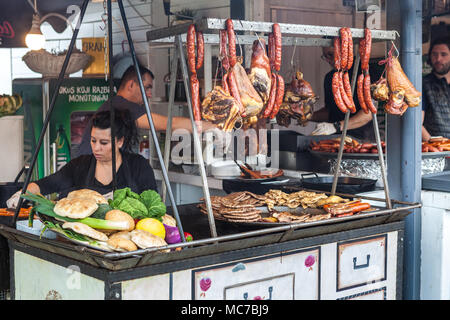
342;71;356;113
362;28;372;71
272;23;282;71
222;72;229;94
346;28;354;70
333;37;341;71
219;30;230;71
228;71;245;116
187;24;197;75
268;32;275;70
363;73;377;113
264;73;278;118
270;74;285;119
332;71;347;113
339;27;348;70
196;31;204;70
357;73;369;113
338;71;353;111
225;18;237;67
359;38;366;69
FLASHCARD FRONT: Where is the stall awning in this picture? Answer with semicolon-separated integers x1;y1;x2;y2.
0;0;85;48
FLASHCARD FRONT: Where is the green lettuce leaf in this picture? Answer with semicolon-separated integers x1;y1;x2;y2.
140;190;166;220
117;197;148;219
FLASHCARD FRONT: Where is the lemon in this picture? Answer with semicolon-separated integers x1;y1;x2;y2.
135;218;166;239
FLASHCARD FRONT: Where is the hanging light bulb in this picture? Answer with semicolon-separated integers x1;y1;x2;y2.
25;14;45;50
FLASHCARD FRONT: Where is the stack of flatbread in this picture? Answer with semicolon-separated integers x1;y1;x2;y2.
264;189;328;210
198;191;265;223
54;189;107;219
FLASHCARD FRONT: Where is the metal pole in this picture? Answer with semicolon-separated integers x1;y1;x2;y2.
161;48;178;202
116;0;186;243
175;34;218;239
399;0;422;300
107;0;117;191
331;111;350;195
12;0;90;227
331;54;360;195
372;113;392;209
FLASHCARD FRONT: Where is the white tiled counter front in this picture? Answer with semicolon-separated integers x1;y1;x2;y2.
6;203;404;300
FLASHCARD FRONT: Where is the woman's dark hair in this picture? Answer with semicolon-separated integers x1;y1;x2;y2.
91;109;139;152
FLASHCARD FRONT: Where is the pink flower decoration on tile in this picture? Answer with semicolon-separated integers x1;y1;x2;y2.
200;277;211;292
305;255;316;268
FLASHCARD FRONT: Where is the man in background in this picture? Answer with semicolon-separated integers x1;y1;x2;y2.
422;36;450;141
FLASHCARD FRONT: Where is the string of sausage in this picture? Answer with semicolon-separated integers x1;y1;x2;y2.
187;24;204;121
265;23;284;119
222;19;245;117
357;28;377;114
332;28;356;113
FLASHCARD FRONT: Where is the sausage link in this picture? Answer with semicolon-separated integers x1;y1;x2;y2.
228;71;245;116
270;74;285;119
268;32;275;70
362;28;372;71
359;38;366;68
196;31;204;70
357;73;369;113
338;71;353;112
345;28;354;70
333;37;341;71
339;27;348;70
272;23;282;72
225;19;237;68
222;72;229;94
190;75;201;121
342;71;356;113
264;73;278;118
332;71;348;113
350;203;371;214
187;24;197;75
363;73;377;113
219;30;230;71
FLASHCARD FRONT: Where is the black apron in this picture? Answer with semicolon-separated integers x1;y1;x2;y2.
58;155;138;199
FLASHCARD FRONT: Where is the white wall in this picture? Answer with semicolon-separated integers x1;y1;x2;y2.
0;49;12;95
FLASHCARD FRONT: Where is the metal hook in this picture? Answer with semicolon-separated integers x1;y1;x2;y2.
291;38;297;68
390;40;399;58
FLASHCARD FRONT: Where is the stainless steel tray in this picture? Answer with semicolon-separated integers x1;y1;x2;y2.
310;149;450;160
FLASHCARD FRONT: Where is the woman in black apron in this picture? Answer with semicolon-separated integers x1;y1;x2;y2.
7;110;157;207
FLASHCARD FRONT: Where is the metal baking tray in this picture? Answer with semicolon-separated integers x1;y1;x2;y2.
0;196;421;271
310;149;450;160
210;204;380;228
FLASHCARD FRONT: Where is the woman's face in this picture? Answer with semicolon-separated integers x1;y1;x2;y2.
90;127;124;162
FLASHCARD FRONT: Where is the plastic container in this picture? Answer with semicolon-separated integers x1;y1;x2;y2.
210;160;241;178
16;219;57;240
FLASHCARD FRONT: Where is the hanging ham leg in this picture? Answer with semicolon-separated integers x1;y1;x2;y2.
248;38;272;104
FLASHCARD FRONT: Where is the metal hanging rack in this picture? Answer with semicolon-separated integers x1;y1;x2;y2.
146;18;397;238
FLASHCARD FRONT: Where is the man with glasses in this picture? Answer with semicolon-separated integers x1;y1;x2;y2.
311;45;384;141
